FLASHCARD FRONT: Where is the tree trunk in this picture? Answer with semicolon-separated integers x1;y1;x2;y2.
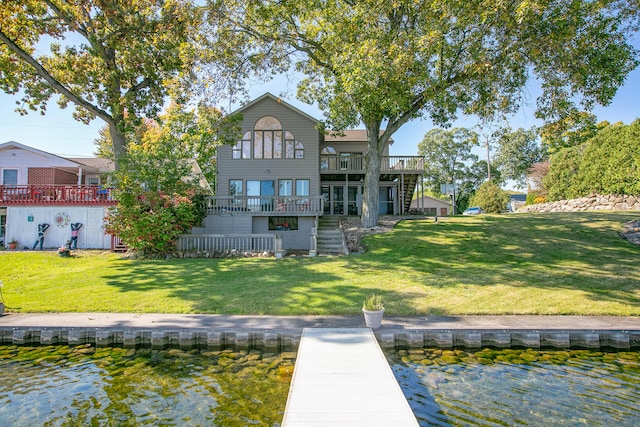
109;121;127;170
361;122;385;228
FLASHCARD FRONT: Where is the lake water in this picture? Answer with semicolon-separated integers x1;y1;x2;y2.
387;348;640;426
0;345;293;426
2;345;639;426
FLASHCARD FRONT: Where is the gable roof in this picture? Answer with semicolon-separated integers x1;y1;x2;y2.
72;157;115;172
325;130;394;144
0;141;110;173
231;92;320;124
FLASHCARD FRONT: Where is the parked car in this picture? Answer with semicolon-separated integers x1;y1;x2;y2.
463;206;484;215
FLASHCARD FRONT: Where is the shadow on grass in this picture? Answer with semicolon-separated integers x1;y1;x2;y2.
99;212;639;315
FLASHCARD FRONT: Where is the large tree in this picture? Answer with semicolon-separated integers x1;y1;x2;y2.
0;0;199;167
493;127;547;189
205;0;639;227
418;128;479;194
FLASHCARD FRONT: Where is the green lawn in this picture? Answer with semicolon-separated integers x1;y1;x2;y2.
1;212;638;316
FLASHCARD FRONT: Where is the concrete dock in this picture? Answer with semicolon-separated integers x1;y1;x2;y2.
282;328;418;427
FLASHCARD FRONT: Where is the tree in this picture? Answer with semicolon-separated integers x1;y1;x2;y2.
493;127;547;189
0;0;199;167
104;135;206;257
418;128;479;194
544;120;640;200
94;103;241;186
540;111;603;153
469;180;511;214
204;0;639;227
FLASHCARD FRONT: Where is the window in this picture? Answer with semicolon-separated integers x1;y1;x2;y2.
254;116;283;159
321;146;337;170
247;180;275;211
269;216;298;231
2;169;18;185
321;146;336;155
296;179;310;196
230;180;243;205
279;179;293;196
234;117;304;160
233;132;252;159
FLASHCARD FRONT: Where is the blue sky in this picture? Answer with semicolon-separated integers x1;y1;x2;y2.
1;58;639;159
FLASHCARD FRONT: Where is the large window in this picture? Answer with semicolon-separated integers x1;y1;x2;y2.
279;179;293;196
233;117;304;160
2;169;18;185
296;179;310;196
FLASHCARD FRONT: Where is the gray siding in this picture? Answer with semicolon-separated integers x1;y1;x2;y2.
218;96;321;197
252;217;314;250
204;215;252;234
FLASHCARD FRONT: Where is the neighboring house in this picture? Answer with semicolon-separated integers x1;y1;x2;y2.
0;141;116;249
409;195;452;216
203;93;424;251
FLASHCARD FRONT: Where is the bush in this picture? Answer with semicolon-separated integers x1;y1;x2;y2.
104;191;200;257
469;181;510;213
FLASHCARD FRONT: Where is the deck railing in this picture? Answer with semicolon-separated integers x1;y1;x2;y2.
177;233;282;255
320;155;424;173
0;185;116;206
205;195;324;216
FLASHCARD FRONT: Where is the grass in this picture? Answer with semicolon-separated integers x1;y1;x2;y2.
1;212;638;316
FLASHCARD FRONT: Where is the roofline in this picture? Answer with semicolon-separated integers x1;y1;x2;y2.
230;93;320;124
0;141;100;172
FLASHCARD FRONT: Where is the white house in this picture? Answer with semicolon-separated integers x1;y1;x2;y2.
0;141;116;249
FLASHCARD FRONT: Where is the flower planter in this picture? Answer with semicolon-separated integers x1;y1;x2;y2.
58;250;70;257
363;308;384;329
8;243;17;250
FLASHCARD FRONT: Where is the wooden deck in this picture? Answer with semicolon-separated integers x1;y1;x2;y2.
282;328;419;426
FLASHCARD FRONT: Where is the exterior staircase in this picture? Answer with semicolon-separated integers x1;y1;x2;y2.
316;216;348;255
402;174;419;213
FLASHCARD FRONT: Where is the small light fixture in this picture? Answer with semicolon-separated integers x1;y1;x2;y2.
266;169;270;174
27;214;34;222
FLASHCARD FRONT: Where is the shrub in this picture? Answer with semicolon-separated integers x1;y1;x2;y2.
469;181;510;213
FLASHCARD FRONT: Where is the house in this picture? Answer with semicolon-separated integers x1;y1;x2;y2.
201;93;424;252
0;141;116;249
409;195;452;216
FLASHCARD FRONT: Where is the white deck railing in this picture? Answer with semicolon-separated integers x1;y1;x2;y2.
205;195;324;216
319;155;424;173
177;233;282;254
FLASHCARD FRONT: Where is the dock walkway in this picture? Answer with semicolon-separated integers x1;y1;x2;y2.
282;328;419;427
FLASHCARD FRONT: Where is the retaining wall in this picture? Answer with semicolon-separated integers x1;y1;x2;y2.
1;327;638;351
518;194;640;213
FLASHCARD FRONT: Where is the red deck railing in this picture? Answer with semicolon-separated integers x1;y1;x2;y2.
0;185;117;206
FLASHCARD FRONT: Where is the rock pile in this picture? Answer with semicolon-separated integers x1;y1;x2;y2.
518;194;640;213
620;220;640;246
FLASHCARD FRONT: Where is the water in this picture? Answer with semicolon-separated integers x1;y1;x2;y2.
387;348;640;427
0;345;293;426
3;345;640;426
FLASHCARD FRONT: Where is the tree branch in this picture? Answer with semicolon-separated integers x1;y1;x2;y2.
0;29;114;125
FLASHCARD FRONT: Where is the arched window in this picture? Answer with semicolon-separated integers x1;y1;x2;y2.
233;116;304;159
321;146;337;155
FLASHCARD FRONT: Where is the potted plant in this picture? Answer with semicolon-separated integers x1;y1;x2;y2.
7;239;18;250
362;293;384;329
58;241;72;257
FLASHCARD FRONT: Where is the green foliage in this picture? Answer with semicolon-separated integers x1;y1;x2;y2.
493;127;547;189
419;128;480;194
104;191;199;257
544;120;640;200
363;293;384;311
204;0;638;227
0;0;200;163
469;181;510;213
540;111;602;152
104;137;210;257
